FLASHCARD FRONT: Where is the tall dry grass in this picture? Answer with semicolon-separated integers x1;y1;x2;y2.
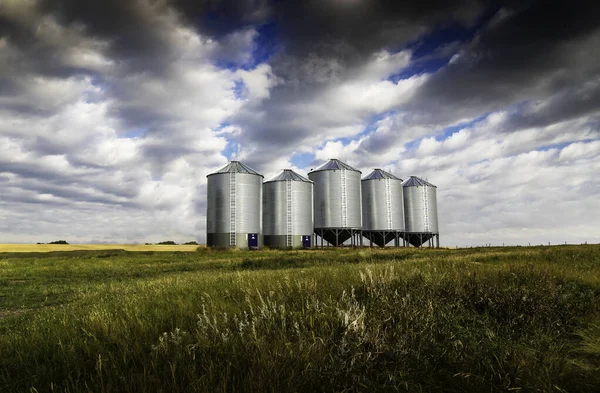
0;245;599;392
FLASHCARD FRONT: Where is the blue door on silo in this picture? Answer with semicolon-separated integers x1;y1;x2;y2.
302;235;311;248
248;233;258;249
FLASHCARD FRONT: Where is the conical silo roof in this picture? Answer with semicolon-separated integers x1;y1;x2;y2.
265;169;312;183
309;159;361;174
208;161;263;177
402;176;436;188
362;168;402;181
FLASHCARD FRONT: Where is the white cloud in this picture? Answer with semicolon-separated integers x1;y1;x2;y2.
323;74;427;115
314;139;362;162
558;140;600;162
434;144;600;247
235;63;279;100
359;50;412;81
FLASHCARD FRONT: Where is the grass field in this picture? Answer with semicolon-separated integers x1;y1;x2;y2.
1;245;600;392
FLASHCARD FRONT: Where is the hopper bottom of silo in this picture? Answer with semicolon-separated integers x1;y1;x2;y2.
314;228;362;247
401;232;439;248
264;235;313;249
207;233;264;249
363;231;404;247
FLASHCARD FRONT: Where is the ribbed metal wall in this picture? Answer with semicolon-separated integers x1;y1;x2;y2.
206;164;263;248
403;177;439;234
263;170;313;248
362;175;405;231
308;160;362;229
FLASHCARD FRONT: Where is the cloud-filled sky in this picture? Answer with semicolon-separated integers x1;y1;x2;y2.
0;0;598;246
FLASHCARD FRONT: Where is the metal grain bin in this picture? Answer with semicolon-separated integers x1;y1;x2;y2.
402;176;439;247
308;159;362;246
263;169;314;249
362;169;405;247
206;161;263;249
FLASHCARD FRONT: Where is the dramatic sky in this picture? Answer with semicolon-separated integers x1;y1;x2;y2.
1;0;599;246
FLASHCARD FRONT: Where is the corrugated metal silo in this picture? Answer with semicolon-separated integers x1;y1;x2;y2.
402;176;439;247
263;169;314;249
206;161;263;249
361;169;405;247
308;159;362;246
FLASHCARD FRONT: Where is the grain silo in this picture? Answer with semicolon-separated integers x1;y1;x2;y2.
206;161;263;249
308;159;362;246
402;176;439;248
361;169;406;247
263;169;314;249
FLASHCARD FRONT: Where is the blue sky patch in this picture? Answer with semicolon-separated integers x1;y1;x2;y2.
436;113;490;141
222;140;239;159
290;152;316;169
536;140;595;152
121;128;146;139
243;22;280;70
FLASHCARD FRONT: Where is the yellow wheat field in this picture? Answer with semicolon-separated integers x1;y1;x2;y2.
0;244;203;253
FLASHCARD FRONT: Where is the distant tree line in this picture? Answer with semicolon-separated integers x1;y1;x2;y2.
35;240;200;245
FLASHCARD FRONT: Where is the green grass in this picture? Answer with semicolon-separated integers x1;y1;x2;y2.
1;245;600;392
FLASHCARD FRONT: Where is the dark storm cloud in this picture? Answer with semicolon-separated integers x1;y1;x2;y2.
1;0;180;78
173;0;487;60
15;0;265;75
171;0;271;36
0;5;96;79
272;0;484;60
254;0;489;86
38;0;179;74
410;0;600;124
504;82;600;132
0;0;487;76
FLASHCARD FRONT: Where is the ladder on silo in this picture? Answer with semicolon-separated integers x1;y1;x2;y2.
286;180;293;248
385;178;392;230
340;170;347;227
229;172;236;246
422;186;429;232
